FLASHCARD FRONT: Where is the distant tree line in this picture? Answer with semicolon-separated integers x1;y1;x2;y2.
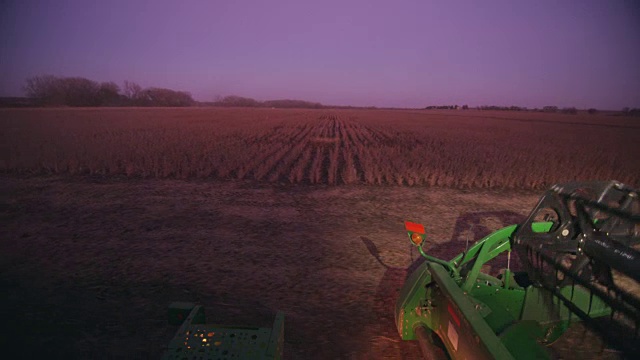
263;99;324;109
12;76;640;114
24;75;194;107
424;104;604;115
425;105;460;110
478;105;528;111
425;105;530;111
204;95;324;109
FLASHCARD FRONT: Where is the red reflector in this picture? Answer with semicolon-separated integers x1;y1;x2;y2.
448;303;461;327
405;221;425;234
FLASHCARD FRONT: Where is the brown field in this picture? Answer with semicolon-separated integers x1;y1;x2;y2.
1;108;637;359
1;107;639;188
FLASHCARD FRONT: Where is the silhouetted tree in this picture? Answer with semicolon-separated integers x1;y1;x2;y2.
24;75;65;105
98;82;121;106
587;108;598;114
25;75;193;107
263;99;323;109
60;77;101;106
123;81;144;104
25;75;102;106
139;87;194;107
215;95;261;107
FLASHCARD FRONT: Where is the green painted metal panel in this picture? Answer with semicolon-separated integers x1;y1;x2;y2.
395;222;563;359
428;262;520;360
395;261;433;340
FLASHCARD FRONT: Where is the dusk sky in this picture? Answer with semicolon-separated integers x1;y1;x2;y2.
1;0;639;109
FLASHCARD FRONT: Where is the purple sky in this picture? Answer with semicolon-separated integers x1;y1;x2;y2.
1;0;639;109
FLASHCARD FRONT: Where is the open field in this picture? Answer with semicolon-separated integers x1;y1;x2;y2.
1;108;636;358
1;108;638;188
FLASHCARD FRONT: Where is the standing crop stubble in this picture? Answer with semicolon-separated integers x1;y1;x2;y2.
1;107;638;189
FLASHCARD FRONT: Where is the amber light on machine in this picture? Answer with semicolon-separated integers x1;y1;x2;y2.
405;221;426;246
411;232;424;246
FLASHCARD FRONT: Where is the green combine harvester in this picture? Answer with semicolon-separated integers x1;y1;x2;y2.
397;181;640;359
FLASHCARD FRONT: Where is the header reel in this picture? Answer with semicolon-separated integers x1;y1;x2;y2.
511;181;640;356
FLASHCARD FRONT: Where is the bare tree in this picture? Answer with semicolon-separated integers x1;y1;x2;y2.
61;77;101;106
24;75;192;107
24;75;64;105
142;87;194;106
98;82;122;106
216;95;261;107
123;81;143;101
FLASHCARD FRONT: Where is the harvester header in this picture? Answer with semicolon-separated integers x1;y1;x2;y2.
396;180;640;359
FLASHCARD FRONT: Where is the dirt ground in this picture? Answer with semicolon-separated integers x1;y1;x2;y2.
0;175;621;359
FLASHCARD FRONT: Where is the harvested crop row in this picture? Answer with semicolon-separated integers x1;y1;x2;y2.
1;108;638;188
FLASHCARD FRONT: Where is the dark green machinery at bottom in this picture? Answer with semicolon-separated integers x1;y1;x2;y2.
397;181;640;359
162;302;284;360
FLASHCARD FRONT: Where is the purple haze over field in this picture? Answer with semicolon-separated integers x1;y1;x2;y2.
1;0;639;109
